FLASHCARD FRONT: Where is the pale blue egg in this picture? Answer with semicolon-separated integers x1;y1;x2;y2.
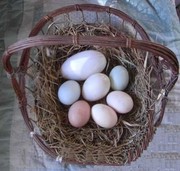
58;80;80;105
109;65;129;90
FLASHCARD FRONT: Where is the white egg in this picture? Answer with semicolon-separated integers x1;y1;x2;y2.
91;104;118;128
61;50;107;80
106;91;134;114
82;73;110;101
58;80;80;105
109;65;129;90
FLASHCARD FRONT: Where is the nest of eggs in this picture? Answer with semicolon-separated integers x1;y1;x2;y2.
29;23;155;164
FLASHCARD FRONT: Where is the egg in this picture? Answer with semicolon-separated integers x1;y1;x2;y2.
61;50;107;80
58;80;80;105
82;73;110;101
68;100;90;128
106;91;134;114
91;104;118;128
109;65;129;90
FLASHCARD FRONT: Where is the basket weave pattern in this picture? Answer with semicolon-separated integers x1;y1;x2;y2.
2;4;179;165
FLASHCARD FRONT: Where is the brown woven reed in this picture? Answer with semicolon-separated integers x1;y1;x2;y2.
2;4;179;165
176;3;180;20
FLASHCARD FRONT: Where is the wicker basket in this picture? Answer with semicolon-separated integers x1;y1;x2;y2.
2;4;179;165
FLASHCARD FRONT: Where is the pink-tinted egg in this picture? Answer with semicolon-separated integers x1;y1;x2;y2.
68;100;91;128
106;91;134;114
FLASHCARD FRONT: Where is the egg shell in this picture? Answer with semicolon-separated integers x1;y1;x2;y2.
58;80;80;105
91;104;118;128
109;65;129;90
61;50;107;80
68;100;90;128
82;73;110;101
106;91;134;114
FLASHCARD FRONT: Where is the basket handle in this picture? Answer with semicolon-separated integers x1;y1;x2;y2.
2;35;179;127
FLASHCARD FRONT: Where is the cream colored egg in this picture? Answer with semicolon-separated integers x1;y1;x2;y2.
68;100;90;128
109;65;129;90
82;73;110;101
58;80;80;105
91;104;118;128
106;91;134;114
61;50;107;80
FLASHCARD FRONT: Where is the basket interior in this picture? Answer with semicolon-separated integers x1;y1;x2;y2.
37;6;148;41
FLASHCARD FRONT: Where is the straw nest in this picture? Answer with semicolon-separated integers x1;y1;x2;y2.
28;23;156;164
